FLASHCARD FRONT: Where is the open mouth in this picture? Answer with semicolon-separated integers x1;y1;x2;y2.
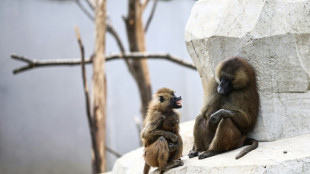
176;99;182;107
173;95;182;108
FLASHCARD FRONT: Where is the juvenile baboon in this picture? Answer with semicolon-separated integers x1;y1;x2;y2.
188;57;259;160
141;88;183;174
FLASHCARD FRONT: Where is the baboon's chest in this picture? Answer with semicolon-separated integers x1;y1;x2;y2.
162;116;179;133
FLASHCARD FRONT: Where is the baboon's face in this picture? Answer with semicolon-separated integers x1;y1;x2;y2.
215;59;250;95
217;75;233;95
157;92;182;109
217;68;249;95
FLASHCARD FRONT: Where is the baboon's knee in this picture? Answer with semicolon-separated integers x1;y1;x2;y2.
156;136;169;169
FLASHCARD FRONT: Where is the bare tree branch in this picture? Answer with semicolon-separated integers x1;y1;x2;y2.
85;0;95;10
92;0;107;170
73;27;125;161
108;53;196;70
141;0;149;11
74;0;126;56
11;54;92;74
105;18;137;77
105;146;121;158
11;52;196;74
145;0;158;32
125;0;153;118
75;26;102;172
75;0;95;21
75;26;93;129
106;19;126;53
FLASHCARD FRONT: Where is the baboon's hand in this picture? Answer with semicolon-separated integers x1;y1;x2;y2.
210;109;234;124
210;109;224;124
169;133;178;143
168;142;179;152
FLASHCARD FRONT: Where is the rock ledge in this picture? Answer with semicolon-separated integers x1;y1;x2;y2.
108;121;310;174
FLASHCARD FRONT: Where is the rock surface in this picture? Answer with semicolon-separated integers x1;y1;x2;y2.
107;121;310;174
185;0;310;141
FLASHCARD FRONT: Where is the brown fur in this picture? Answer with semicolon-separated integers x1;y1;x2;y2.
141;88;183;174
189;57;260;160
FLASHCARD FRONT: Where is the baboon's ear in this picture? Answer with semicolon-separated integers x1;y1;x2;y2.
159;96;164;103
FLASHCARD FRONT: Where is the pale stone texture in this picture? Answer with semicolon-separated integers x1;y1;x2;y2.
185;0;310;141
107;121;310;174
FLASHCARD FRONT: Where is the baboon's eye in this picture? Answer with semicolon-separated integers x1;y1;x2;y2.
159;96;165;102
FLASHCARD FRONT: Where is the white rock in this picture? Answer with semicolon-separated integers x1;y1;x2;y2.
185;0;310;141
108;121;310;174
250;92;310;140
165;133;310;174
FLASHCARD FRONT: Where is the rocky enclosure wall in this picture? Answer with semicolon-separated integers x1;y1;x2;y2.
185;0;310;141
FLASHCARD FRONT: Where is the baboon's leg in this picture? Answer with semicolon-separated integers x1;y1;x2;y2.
188;147;199;158
190;114;214;158
168;135;183;161
144;136;169;171
159;159;184;174
156;137;170;172
143;163;151;174
199;118;245;159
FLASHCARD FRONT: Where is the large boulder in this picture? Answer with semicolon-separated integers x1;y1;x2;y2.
185;0;310;141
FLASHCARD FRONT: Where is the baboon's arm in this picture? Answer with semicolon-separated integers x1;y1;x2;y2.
141;118;178;143
210;109;252;131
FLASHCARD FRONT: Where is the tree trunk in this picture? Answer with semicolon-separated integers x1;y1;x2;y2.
92;0;107;172
125;0;152;119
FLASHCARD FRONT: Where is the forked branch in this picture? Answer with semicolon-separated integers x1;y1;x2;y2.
74;1;126;54
141;0;149;11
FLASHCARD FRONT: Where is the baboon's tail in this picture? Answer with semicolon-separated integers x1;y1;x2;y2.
235;138;258;159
